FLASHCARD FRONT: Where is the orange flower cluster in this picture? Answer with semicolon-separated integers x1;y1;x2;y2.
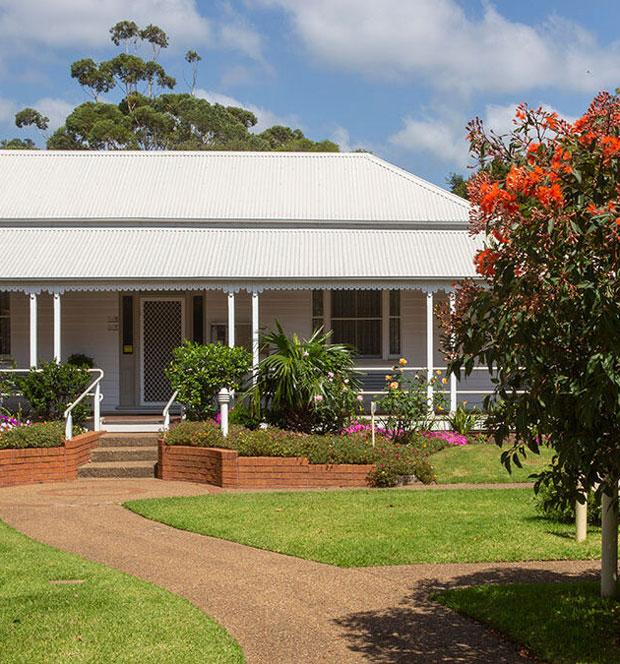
474;248;500;277
479;181;518;215
601;136;620;160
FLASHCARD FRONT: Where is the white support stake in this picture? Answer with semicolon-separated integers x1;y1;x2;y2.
29;293;38;368
426;291;434;411
449;291;457;413
218;388;230;437
601;480;619;597
53;293;62;363
252;291;259;385
227;292;235;347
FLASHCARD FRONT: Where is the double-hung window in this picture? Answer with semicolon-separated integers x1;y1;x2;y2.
331;290;382;357
0;293;9;356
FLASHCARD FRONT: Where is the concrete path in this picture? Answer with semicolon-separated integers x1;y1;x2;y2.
0;479;598;664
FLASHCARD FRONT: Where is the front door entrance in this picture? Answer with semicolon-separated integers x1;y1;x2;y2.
140;298;184;405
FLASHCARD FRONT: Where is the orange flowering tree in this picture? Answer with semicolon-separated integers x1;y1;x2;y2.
441;91;620;597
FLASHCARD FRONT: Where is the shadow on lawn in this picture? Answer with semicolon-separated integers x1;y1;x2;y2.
333;566;598;664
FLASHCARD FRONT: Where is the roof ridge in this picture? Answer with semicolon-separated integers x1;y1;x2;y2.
362;153;470;209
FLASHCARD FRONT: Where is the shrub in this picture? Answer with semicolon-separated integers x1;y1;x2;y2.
67;353;94;368
533;477;602;526
447;403;482;435
166;342;252;420
0;421;65;449
19;361;91;426
377;361;446;442
163;420;435;486
228;403;260;430
249;322;361;433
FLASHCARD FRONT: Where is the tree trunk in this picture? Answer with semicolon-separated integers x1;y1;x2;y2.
601;480;618;598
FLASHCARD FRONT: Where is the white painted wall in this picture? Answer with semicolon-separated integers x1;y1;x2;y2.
10;291;120;409
7;288;491;412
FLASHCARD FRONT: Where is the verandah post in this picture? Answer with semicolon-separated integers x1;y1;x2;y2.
29;292;38;368
53;292;61;363
426;291;434;413
252;290;259;386
449;291;457;413
227;291;235;347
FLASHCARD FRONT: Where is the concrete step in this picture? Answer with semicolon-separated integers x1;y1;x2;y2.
90;447;158;463
98;433;160;448
78;461;157;479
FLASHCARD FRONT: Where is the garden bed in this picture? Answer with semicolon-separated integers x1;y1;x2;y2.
157;441;374;488
0;431;101;487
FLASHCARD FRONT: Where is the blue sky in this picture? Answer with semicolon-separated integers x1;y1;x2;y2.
1;0;620;187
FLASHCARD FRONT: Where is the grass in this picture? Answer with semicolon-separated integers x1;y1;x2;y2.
431;443;554;484
0;519;244;664
435;581;620;664
125;488;600;568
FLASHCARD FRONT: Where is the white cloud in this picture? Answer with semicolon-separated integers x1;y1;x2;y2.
389;107;470;167
252;0;620;95
219;19;264;63
389;102;576;166
0;0;211;51
34;97;76;130
329;126;370;153
196;88;300;133
0;97;17;124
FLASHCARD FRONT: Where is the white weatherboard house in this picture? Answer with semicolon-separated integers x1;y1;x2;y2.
0;150;487;425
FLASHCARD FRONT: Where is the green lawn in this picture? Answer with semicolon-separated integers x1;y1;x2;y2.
431;443;554;484
0;519;244;664
125;488;600;567
435;581;620;664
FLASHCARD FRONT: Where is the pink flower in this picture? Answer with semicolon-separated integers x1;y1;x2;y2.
302;350;309;356
356;395;363;402
314;394;324;403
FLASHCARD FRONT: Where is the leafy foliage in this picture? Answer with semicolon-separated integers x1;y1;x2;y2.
19;361;91;425
0;421;65;449
441;93;620;509
163;419;435;486
11;21;339;154
166;342;252;421
447;403;482;435
248;323;361;433
377;361;446;441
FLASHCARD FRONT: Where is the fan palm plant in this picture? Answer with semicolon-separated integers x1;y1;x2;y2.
249;322;360;432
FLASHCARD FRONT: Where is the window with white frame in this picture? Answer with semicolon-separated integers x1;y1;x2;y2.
0;293;9;356
331;290;382;357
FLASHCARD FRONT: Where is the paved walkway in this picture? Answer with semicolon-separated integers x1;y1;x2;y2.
0;479;598;664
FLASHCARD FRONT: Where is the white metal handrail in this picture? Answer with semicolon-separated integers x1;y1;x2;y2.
0;367;104;441
162;390;179;431
63;368;104;440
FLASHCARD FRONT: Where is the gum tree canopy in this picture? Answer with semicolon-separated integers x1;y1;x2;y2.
11;21;339;153
441;91;620;597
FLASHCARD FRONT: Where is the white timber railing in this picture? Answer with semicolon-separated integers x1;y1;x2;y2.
354;365;516;412
0;367;104;441
64;368;104;440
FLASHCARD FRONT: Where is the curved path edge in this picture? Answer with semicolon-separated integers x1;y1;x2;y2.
0;479;599;664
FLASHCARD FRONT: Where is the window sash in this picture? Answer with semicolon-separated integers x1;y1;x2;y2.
0;293;9;355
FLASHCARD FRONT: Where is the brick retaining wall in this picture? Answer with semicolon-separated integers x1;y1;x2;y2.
0;431;101;487
158;441;374;488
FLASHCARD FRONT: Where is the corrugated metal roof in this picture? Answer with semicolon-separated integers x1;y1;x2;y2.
0;151;469;224
0;228;481;284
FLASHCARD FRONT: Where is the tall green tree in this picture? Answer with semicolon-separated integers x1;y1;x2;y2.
11;21;339;153
442;93;620;597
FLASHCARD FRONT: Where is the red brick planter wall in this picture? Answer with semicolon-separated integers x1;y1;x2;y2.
0;431;101;488
158;441;374;489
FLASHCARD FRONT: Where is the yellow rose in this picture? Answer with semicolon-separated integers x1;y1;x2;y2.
389;381;399;390
442;378;447;384
385;375;393;381
399;358;407;366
